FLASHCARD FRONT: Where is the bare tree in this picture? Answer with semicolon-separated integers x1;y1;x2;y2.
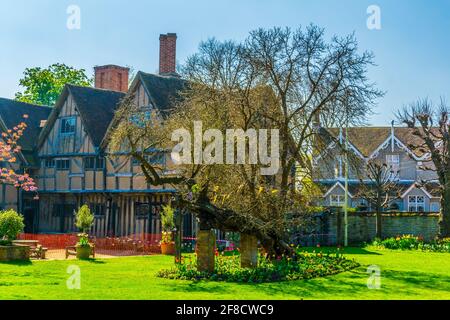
109;25;382;258
397;98;450;237
356;160;402;239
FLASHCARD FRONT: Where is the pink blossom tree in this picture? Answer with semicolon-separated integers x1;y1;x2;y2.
0;115;37;193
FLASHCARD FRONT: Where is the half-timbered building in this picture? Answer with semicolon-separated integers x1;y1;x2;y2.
31;33;196;238
0;98;52;232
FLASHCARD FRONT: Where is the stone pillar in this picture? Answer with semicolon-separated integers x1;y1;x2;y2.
197;230;216;273
240;234;258;268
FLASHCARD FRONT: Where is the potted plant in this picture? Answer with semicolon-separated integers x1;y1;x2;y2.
160;204;175;255
0;209;29;261
74;205;94;259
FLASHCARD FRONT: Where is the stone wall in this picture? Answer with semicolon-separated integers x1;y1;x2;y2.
323;212;440;245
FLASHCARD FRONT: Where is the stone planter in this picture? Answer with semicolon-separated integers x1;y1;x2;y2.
0;245;30;262
161;242;175;255
76;245;93;260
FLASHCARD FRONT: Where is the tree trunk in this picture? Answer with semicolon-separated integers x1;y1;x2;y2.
375;200;382;239
196;229;216;273
439;187;450;238
178;196;293;258
240;234;258;268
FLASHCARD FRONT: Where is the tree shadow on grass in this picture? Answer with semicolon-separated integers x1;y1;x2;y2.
301;247;382;255
0;260;33;266
80;259;106;264
163;264;450;299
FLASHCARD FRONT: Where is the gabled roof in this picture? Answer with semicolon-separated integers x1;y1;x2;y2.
0;98;52;152
318;180;415;199
101;71;187;148
37;85;125;151
324;126;438;159
137;71;187;115
68;85;125;147
0;98;52;166
327;127;391;158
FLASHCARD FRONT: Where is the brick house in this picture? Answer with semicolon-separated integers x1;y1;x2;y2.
313;126;441;213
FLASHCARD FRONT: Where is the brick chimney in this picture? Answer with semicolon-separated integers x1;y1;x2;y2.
94;65;129;92
159;33;177;75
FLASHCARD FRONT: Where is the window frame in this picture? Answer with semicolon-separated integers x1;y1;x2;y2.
408;195;425;212
330;194;346;207
132;152;166;167
386;154;400;170
44;159;55;169
59;117;76;135
84;156;105;171
55;159;70;171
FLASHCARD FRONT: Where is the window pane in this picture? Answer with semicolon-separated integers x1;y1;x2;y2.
60;117;76;134
56;159;70;170
96;157;105;169
417;196;425;203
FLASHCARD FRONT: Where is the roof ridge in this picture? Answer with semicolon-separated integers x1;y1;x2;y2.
138;70;182;80
66;84;126;94
0;97;52;109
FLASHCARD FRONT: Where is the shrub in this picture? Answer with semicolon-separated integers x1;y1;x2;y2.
75;205;94;233
372;235;450;252
160;204;175;244
0;209;25;244
76;233;90;248
157;249;359;283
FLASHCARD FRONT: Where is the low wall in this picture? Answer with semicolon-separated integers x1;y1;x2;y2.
324;212;440;245
0;245;30;262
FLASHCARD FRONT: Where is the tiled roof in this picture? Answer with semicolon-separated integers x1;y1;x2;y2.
325;127;440;158
0;98;52;152
138;71;187;116
67;85;125;147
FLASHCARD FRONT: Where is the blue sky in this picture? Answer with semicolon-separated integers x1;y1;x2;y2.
1;0;449;125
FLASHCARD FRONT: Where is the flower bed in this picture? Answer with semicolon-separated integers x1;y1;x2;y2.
371;235;450;252
157;250;359;283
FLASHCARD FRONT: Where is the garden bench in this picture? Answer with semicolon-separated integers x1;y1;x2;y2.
12;240;48;259
65;245;95;259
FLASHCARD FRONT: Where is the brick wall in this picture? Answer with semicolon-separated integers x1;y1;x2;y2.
323;212;439;245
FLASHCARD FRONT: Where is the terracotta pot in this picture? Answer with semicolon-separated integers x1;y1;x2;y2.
76;245;92;259
160;242;175;255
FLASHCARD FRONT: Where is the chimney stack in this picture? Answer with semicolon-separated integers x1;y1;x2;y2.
159;33;177;75
94;65;129;92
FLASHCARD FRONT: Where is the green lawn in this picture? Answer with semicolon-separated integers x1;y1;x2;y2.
1;247;449;300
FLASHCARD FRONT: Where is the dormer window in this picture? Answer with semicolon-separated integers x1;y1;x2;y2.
60;117;76;135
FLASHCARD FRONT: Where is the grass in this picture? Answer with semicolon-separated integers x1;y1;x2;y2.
1;247;449;300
